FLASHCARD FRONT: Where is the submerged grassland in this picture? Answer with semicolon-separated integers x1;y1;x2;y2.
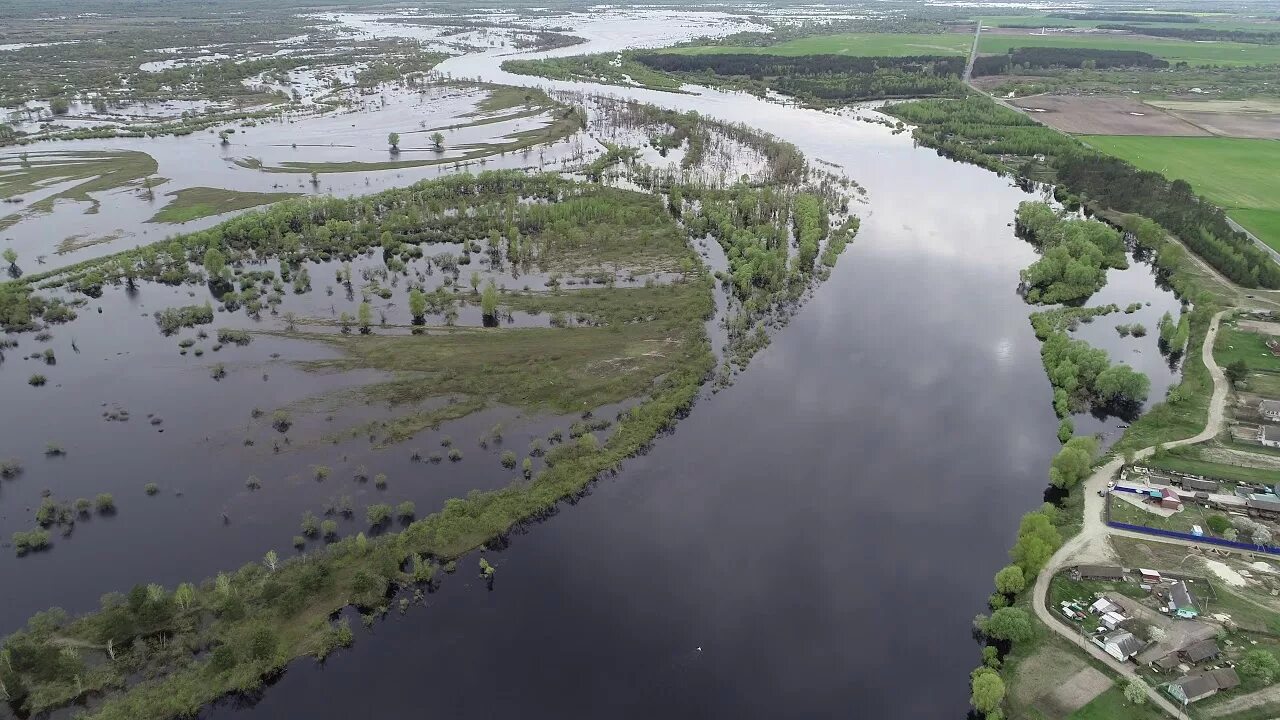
0;96;859;718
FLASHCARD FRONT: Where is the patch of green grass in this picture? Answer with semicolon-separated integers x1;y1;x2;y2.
297;282;713;418
1067;686;1165;720
1230;208;1280;253
980;33;1280;65
1087;137;1276;212
1216;324;1280;373
147;187;299;224
666;32;974;57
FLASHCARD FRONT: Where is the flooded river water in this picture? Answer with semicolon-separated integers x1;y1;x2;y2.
0;10;1186;720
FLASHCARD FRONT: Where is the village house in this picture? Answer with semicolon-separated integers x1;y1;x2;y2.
1169;581;1199;619
1261;399;1280;421
1261;425;1280;449
1166;668;1240;705
1099;629;1145;662
1159;487;1183;511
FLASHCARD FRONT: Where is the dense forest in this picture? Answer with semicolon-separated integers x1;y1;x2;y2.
1046;11;1198;22
881;96;1076;172
633;53;967;102
1096;24;1280;44
972;47;1168;76
883;96;1280;290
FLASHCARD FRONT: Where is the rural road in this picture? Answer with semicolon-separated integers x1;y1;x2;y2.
1030;310;1228;718
964;20;982;82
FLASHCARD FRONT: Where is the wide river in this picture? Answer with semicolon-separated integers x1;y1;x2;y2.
3;11;1183;719
205;15;1165;720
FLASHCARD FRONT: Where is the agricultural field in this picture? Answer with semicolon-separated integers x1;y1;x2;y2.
979;33;1280;66
1079;135;1280;251
664;32;973;57
1011;96;1209;136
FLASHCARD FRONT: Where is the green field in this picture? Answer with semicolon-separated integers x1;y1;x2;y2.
1080;135;1280;250
978;13;1280;33
1066;686;1165;720
980;33;1280;66
666;32;973;57
148;187;299;224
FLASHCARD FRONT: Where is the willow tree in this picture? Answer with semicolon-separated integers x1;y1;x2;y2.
481;281;498;320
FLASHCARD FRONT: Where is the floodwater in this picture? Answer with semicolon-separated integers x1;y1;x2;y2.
0;9;1186;720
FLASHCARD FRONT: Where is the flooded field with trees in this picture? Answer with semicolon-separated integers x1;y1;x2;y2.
0;2;1229;719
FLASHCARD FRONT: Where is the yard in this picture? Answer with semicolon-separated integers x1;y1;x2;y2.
1215;325;1280;375
1108;493;1234;538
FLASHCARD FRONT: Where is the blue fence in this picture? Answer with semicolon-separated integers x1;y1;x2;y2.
1106;520;1280;556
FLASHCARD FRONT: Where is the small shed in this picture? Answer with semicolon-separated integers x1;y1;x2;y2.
1153;653;1181;672
1184;477;1220;493
1090;597;1122;615
1247;494;1280;520
1101;611;1127;630
1078;565;1125;581
1140;568;1162;584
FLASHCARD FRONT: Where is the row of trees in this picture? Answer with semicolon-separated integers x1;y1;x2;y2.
972;47;1168;77
1097;24;1280;44
1054;153;1280;289
968;503;1066;719
635;52;967;102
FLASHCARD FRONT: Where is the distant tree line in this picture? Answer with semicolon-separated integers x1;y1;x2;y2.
1096;24;1280;44
634;53;967;102
1047;11;1199;22
972;47;1168;76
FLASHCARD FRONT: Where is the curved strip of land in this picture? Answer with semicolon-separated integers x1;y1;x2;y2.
1031;309;1228;719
